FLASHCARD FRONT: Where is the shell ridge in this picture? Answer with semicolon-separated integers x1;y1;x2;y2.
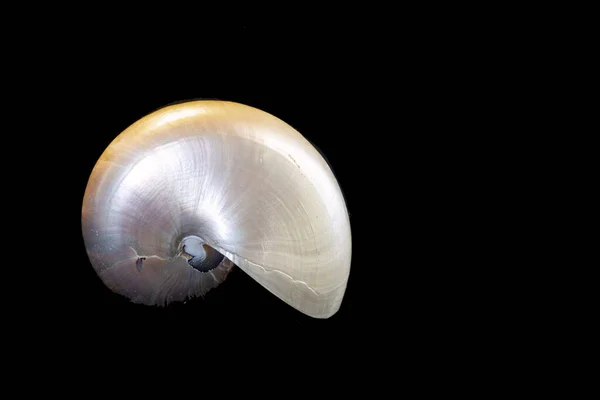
221;249;349;297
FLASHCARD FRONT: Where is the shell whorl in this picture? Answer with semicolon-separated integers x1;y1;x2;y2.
81;100;351;318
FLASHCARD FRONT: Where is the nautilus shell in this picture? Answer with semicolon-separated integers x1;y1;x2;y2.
82;100;351;318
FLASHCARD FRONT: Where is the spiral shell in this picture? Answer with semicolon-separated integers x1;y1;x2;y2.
82;100;351;318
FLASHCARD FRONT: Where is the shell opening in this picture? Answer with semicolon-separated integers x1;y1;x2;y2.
180;235;225;272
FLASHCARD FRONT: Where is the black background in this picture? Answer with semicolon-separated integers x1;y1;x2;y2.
17;12;528;383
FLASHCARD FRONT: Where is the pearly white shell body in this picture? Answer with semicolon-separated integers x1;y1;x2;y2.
82;100;351;318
